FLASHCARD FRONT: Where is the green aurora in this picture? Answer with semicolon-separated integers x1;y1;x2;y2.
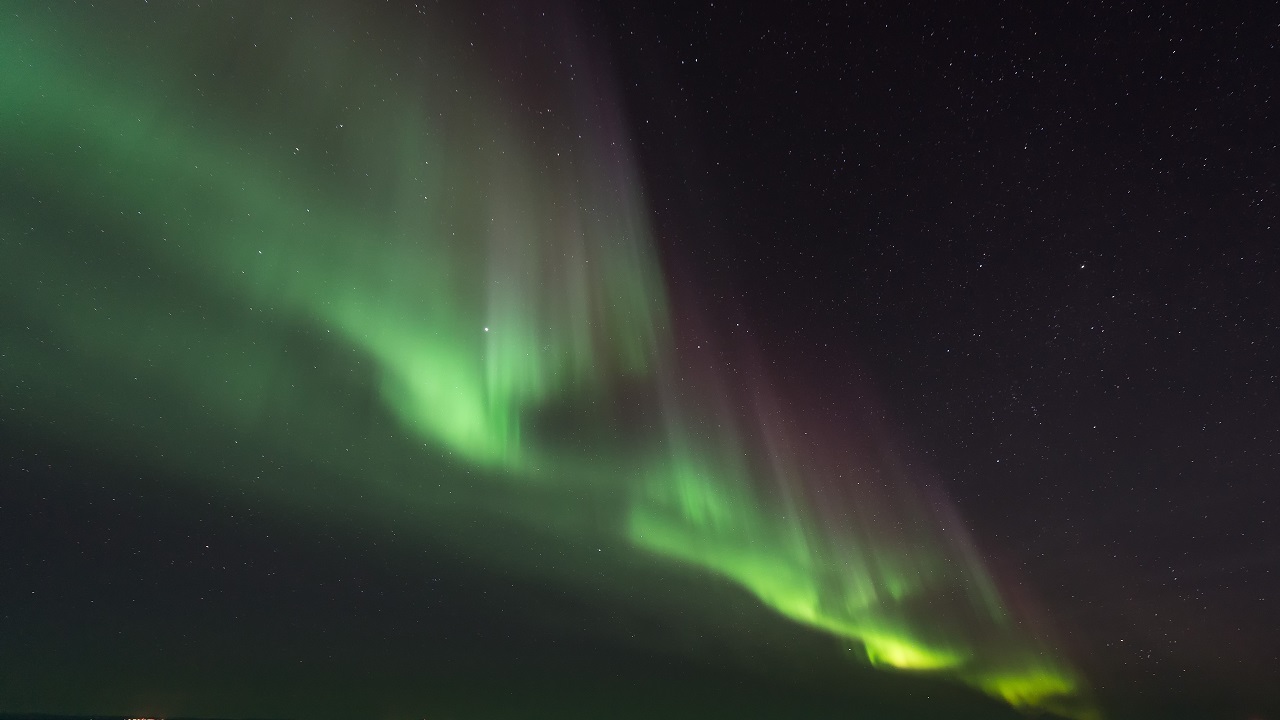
1;2;1093;717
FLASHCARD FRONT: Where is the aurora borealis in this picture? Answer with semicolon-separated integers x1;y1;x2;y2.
3;2;1277;720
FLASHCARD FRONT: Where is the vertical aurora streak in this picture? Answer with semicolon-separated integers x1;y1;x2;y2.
0;2;1092;717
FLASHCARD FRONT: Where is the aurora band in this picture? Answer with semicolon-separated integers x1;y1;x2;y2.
0;2;1092;717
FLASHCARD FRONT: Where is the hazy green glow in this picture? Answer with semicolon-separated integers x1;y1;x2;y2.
0;2;1091;717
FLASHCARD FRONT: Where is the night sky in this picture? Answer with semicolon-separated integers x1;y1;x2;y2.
1;2;1276;720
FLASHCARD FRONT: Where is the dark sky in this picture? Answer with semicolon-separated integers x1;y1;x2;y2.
1;1;1277;719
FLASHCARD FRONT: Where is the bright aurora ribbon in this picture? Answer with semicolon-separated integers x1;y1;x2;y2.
0;2;1093;718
